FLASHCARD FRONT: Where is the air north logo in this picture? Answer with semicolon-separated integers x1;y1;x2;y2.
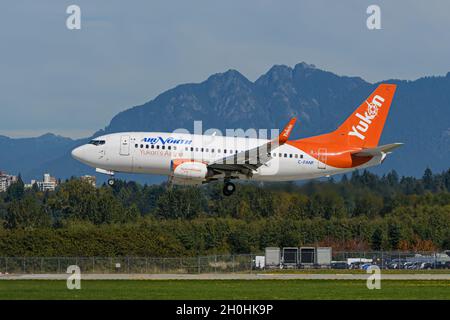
142;137;192;145
348;95;385;140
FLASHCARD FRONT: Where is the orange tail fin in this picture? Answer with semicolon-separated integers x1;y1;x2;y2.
333;83;397;148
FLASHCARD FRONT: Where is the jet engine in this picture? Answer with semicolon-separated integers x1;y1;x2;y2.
169;159;211;185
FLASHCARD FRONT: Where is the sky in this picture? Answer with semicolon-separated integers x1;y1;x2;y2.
0;0;449;138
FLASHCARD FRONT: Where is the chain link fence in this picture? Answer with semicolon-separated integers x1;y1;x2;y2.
0;254;255;274
0;251;448;274
332;251;450;269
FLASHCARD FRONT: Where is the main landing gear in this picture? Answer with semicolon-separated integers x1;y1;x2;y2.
107;178;115;186
223;181;236;196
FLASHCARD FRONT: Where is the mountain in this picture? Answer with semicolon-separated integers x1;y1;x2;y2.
0;134;84;180
99;63;369;139
1;63;450;182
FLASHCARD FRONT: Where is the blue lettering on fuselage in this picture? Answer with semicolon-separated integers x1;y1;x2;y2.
142;137;192;145
298;159;314;165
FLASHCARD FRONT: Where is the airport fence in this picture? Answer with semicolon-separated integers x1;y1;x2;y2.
0;254;255;274
0;251;448;274
331;250;450;269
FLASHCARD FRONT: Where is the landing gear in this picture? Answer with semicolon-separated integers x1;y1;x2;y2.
223;181;236;196
107;178;115;186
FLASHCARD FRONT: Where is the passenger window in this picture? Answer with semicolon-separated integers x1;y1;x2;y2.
218;149;221;153
162;146;165;150
295;154;298;158
224;149;227;154
151;145;155;149
156;145;160;149
168;146;171;150
201;148;204;152
135;144;138;148
279;153;282;157
211;149;214;153
146;145;149;149
289;154;293;158
195;147;199;152
205;148;209;152
284;153;287;158
173;146;176;150
300;154;304;159
140;144;144;148
272;153;276;157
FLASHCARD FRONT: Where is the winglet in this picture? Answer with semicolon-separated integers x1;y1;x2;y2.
278;117;297;144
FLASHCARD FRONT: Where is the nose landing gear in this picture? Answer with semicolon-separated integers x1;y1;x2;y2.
95;168;116;187
223;181;236;196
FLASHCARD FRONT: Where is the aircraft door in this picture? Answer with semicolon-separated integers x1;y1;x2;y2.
317;148;327;169
120;135;130;156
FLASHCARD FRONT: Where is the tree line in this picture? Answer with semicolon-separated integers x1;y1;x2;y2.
0;168;449;256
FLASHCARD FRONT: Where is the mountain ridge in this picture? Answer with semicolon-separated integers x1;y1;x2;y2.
1;62;449;182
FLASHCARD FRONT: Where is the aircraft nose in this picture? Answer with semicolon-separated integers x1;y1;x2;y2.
71;145;87;161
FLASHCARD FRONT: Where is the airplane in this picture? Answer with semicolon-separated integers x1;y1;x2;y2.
71;84;402;196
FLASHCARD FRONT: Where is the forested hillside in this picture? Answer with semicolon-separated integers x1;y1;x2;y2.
0;168;449;256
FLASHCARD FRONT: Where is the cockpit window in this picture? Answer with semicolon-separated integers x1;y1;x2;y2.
89;140;106;146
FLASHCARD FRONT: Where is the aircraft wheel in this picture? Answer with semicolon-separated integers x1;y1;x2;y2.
107;178;115;186
223;182;236;196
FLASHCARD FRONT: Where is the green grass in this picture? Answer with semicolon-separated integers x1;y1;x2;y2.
0;280;449;300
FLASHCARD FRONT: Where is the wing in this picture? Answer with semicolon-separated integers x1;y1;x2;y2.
208;118;297;177
352;143;403;157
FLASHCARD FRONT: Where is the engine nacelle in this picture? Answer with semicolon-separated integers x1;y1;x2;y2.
170;159;209;185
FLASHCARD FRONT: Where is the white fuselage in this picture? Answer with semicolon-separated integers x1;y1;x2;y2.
72;132;382;182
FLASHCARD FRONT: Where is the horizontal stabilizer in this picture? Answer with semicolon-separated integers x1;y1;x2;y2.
352;143;403;157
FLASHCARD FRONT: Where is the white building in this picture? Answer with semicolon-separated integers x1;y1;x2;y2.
29;173;59;192
0;172;18;192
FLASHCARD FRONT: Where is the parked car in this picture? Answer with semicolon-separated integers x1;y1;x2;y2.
420;262;434;270
387;259;407;269
361;263;377;270
433;261;450;269
331;261;348;269
349;261;365;269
